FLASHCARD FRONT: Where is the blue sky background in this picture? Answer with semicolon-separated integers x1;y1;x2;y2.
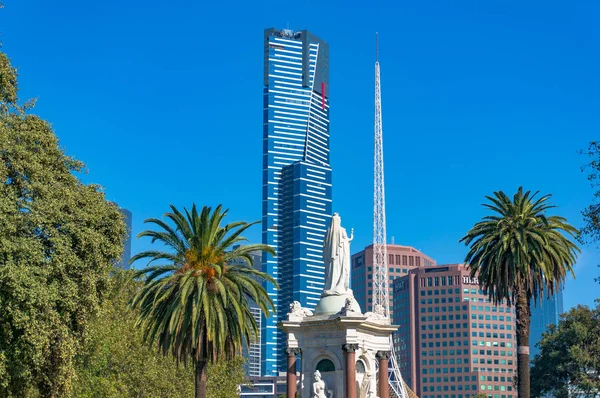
1;0;598;310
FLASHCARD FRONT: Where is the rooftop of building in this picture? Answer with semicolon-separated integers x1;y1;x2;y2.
354;243;433;254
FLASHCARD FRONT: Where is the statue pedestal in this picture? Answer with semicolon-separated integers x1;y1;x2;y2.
280;311;397;398
313;290;361;316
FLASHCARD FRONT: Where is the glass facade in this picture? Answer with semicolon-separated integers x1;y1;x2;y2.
116;207;132;270
529;290;564;360
230;248;263;377
261;28;331;376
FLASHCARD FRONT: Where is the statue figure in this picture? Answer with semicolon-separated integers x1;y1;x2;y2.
288;301;313;317
337;296;361;316
364;304;387;323
312;370;328;398
360;371;373;398
322;213;353;296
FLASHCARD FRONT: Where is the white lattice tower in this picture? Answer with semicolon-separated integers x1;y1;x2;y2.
372;33;409;398
372;34;389;322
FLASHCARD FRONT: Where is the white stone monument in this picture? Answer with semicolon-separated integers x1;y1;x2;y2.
279;213;398;398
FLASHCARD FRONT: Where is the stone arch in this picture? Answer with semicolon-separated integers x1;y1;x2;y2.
311;350;343;372
310;351;342;397
357;353;373;372
356;359;366;373
316;358;336;372
356;354;376;398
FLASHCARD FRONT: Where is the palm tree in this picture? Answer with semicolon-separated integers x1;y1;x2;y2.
129;204;277;398
460;187;579;398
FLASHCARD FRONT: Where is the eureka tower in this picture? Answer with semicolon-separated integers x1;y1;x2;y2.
261;28;332;376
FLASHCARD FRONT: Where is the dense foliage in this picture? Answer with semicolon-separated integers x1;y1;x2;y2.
72;270;194;397
0;50;126;397
531;301;600;398
206;357;247;398
460;187;579;398
130;204;277;398
581;141;600;282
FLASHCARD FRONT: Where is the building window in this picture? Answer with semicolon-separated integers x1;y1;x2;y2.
402;255;407;265
389;254;394;265
316;359;335;372
416;257;421;267
409;256;415;266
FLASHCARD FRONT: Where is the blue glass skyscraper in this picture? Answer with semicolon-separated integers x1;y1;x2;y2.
261;28;332;376
529;290;564;360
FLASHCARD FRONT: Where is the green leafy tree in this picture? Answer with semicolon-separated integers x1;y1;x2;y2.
531;301;600;398
580;141;600;282
130;204;277;398
206;357;247;398
0;50;126;397
72;269;194;397
460;187;580;398
472;394;491;398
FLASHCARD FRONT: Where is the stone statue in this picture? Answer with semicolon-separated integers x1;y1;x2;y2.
322;213;353;296
364;304;388;323
288;301;313;317
337;296;361;316
312;370;328;398
360;371;372;398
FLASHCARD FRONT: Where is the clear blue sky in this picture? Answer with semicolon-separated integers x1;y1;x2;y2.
1;0;598;310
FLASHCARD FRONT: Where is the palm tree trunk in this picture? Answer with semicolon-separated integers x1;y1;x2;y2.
195;360;208;398
515;287;531;398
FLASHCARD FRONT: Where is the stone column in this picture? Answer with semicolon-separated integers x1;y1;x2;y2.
286;347;301;398
376;351;391;398
342;344;359;398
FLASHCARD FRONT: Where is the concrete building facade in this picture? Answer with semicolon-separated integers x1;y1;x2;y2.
393;264;518;398
351;244;436;322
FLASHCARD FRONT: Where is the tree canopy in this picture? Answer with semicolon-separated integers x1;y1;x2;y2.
0;49;126;397
130;204;277;398
460;187;579;398
531;301;600;398
581;141;600;282
206;357;247;398
72;270;194;397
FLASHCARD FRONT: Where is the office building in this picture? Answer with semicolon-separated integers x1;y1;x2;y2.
529;289;563;360
116;207;132;270
229;247;263;377
240;376;286;397
393;264;518;398
351;244;436;322
261;27;331;376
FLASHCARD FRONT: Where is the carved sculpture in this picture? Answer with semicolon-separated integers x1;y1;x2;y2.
364;304;387;323
312;370;328;398
322;213;353;296
337;296;361;316
288;301;313;317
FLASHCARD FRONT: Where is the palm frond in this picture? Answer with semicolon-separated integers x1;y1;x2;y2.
129;203;277;368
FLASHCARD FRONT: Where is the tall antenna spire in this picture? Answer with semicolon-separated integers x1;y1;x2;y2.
376;32;379;62
372;31;388;320
371;33;410;398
